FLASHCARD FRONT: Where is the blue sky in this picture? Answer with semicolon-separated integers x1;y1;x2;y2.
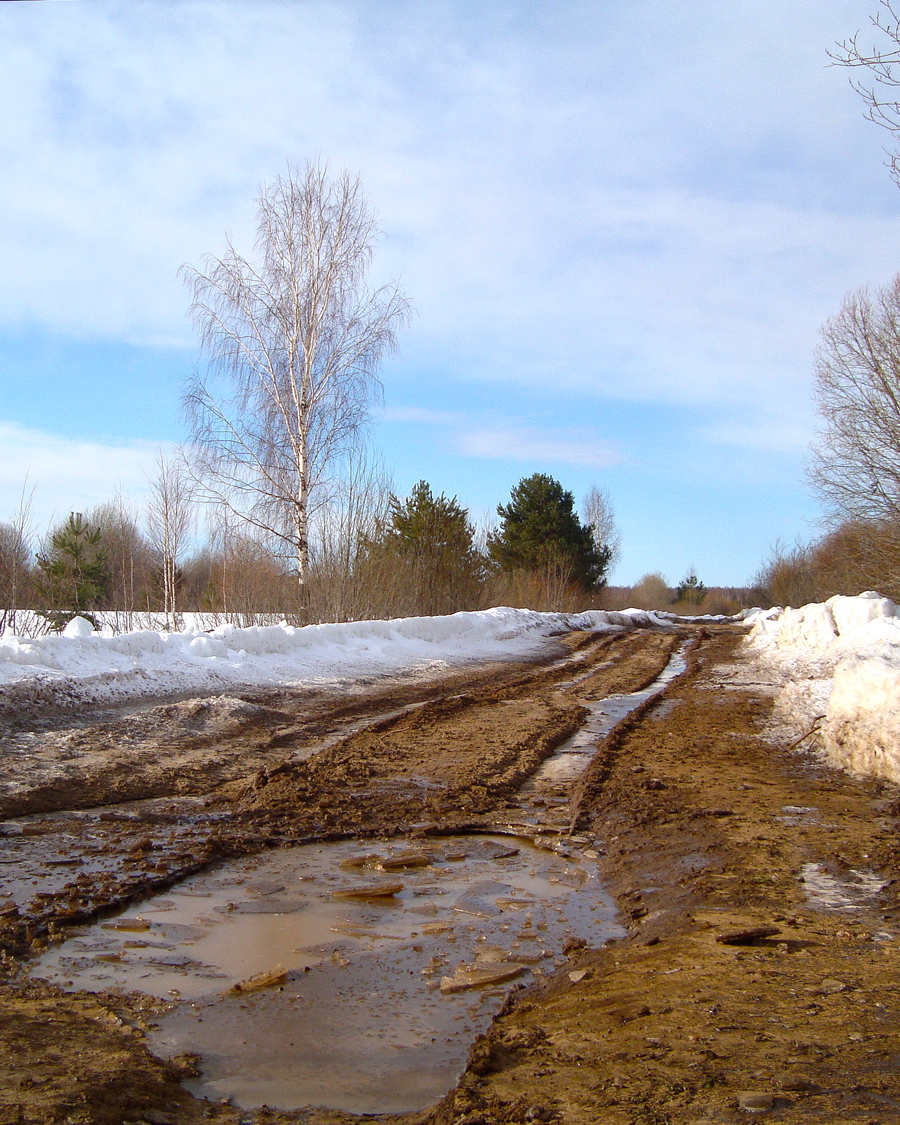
2;0;900;584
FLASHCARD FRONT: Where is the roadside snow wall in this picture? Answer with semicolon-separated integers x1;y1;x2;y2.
0;606;673;713
746;592;900;785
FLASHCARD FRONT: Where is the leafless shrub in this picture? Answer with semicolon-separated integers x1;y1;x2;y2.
0;488;34;634
755;521;900;606
628;572;672;611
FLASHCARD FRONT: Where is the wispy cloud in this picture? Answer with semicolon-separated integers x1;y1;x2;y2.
455;427;622;469
0;423;166;533
0;0;894;412
699;418;816;455
381;407;622;469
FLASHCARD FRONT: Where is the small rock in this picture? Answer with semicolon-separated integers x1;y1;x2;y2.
568;968;589;983
716;925;781;946
228;964;288;993
777;1073;811;1092
737;1091;774;1113
331;881;403;899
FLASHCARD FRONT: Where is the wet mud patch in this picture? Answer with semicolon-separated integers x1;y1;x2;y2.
440;630;900;1125
19;624;900;1125
31;835;623;1114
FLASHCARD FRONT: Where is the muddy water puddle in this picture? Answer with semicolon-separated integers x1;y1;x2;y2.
32;833;623;1114
0;798;225;914
523;639;690;796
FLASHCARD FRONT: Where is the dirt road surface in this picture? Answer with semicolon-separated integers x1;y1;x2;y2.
2;623;900;1125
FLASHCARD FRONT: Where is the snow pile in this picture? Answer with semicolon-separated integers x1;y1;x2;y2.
747;592;900;784
0;606;671;714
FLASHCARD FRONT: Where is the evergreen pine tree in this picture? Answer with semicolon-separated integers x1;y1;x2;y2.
381;481;483;614
675;570;706;605
489;473;610;590
36;513;110;627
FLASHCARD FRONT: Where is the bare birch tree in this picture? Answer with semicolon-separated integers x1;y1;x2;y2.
181;160;410;614
808;275;900;526
146;449;195;627
583;484;622;572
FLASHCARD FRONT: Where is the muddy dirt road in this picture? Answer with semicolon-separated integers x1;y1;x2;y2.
2;624;900;1125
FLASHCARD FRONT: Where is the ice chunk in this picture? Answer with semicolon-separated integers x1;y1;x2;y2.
331;881;403;899
439;962;527;993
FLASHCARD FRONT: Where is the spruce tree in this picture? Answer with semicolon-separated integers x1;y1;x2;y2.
36;512;110;627
675;570;706;605
489;473;610;591
379;481;483;614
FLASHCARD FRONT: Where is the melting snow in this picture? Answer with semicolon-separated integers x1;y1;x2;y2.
0;607;674;712
746;593;900;785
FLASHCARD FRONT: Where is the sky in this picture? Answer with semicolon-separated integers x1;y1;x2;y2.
2;0;900;586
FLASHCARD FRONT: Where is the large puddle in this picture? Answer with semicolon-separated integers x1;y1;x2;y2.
33;833;624;1113
28;637;691;1114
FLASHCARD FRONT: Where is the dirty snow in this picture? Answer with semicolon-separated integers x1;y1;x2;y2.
0;607;672;713
746;593;900;785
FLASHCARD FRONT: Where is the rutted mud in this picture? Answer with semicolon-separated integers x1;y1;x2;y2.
4;622;900;1125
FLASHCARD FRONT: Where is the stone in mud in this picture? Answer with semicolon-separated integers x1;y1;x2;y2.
806;978;847;995
101;918;150;932
331;881;403;899
245;880;285;895
228;964;289;993
777;1073;812;1092
716;925;781;945
330;922;392;939
339;854;381;870
220;897;308;914
737;1091;774;1112
378;851;431;870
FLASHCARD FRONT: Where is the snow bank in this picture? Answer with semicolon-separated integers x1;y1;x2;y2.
0;606;672;714
747;592;900;784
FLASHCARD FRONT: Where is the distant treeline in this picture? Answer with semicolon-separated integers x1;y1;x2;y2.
0;471;644;633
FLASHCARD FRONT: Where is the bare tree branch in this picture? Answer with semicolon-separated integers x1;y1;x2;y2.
830;1;900;186
809;275;900;527
180;161;411;613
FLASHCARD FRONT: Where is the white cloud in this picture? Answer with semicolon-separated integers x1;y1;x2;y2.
0;0;894;410
699;418;816;456
455;427;622;469
0;423;167;532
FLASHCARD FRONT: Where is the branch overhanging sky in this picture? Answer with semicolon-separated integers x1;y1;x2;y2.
1;0;898;584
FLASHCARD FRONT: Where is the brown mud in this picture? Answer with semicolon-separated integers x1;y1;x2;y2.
2;625;900;1124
